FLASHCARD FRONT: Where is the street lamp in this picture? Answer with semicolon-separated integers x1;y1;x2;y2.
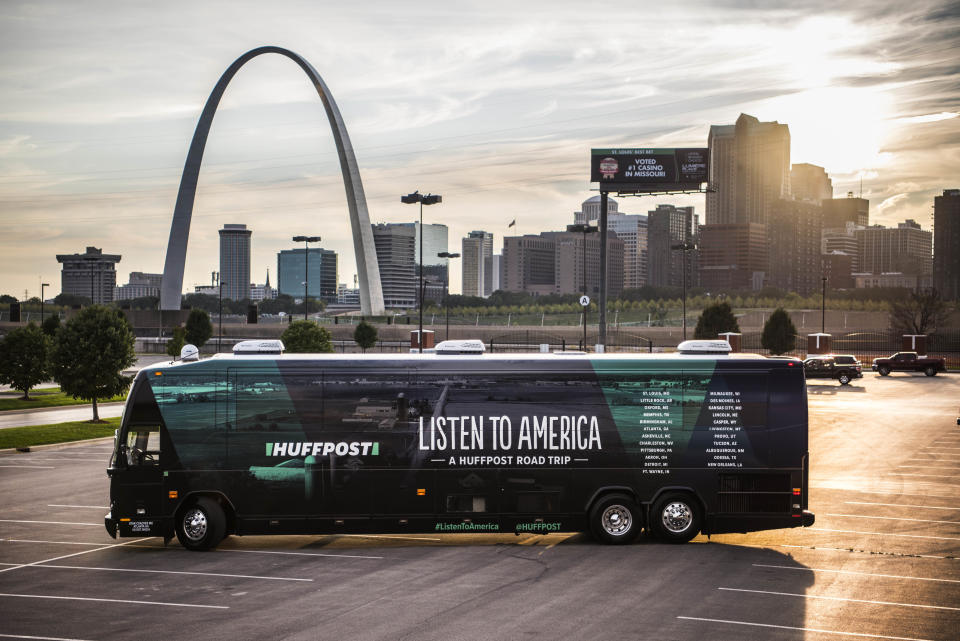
40;282;49;323
437;251;460;340
217;272;225;354
292;235;322;321
567;223;598;350
402;191;442;353
821;276;828;333
670;208;697;341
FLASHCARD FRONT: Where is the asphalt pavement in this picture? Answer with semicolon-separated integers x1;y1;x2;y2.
0;372;958;640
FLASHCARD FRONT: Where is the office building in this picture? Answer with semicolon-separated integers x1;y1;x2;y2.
698;224;768;292
390;222;449;303
462;231;494;297
56;246;121;304
822;252;855;290
550;231;624;298
219;224;251;301
574;195;619;225
574;196;646;289
502;235;557;296
791;163;832;204
277;248;337;303
647;205;698;289
767;199;823;295
856;220;932;278
706;113;791;225
484;254;502;294
114;272;162;301
372;223;416;308
933;189;960;299
823;194;869;228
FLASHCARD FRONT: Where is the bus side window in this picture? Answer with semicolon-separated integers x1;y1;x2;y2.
126;425;160;466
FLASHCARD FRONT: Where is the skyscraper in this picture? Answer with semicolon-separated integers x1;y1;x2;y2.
767;199;823;295
823;194;869;228
462;231;493;297
856;220;932;278
394;222;449;303
791;163;832;204
933;189;960;300
706;113;791;225
277;247;338;302
698;224;768;292
56;246;121;304
647;205;698;288
372;223;416;308
219;224;251;301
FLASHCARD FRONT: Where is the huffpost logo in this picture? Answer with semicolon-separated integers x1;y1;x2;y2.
266;441;378;457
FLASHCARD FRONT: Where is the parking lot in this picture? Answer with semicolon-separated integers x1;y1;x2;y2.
1;372;958;640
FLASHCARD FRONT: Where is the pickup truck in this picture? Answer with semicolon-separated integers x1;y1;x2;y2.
872;352;946;377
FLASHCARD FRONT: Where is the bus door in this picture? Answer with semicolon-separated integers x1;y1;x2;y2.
323;369;424;520
112;379;166;536
417;370;501;526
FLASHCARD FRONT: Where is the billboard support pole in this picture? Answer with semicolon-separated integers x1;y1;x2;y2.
599;190;609;350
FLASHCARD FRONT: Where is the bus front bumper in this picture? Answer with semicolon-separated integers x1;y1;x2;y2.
105;512;117;539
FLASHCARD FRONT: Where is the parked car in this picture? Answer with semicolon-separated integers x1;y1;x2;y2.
871;352;946;377
803;354;863;385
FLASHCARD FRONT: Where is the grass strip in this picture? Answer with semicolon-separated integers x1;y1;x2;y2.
0;388;126;412
0;417;121;450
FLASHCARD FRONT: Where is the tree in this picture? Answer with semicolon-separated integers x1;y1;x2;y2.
0;294;17;304
53;293;92;307
0;323;51;400
888;288;952;335
41;314;61;337
184;309;213;348
166;326;187;357
761;308;798;355
281;320;333;353
694;301;740;339
353;320;378;352
51;306;136;421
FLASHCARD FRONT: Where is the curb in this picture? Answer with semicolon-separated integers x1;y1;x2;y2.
0;435;115;456
0;402;125;417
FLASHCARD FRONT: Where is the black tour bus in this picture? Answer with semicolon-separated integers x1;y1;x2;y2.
105;339;814;550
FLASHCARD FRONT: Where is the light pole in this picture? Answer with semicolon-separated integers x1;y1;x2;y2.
670;209;697;341
821;276;827;333
437;251;460;340
402;191;442;352
292;235;321;321
567;223;598;350
217;272;225;354
40;282;49;323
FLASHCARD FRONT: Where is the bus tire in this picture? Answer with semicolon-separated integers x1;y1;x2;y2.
176;497;226;551
924;366;937;377
649;492;701;543
589;493;641;544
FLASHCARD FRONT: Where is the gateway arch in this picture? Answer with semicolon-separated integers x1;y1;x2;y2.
160;46;385;315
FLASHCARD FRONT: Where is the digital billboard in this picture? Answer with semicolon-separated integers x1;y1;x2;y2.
590;148;708;192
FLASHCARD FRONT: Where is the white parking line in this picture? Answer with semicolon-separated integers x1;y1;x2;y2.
0;537;151;575
842;490;960;500
844;501;959;511
808;527;960;541
13;458;103;463
889;473;960;478
0;539;120;546
0;562;312;582
46;505;108;510
217;548;384;560
0;465;55;469
0;520;100;526
753;564;960;584
676;616;932;641
0;633;94;641
773;544;954;560
337;534;443;542
0;592;227;610
898;465;960;469
924;447;960;451
718;587;960;611
824;513;960;525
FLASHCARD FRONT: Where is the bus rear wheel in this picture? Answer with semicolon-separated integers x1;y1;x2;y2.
649;492;701;543
176;497;226;551
589;493;641;544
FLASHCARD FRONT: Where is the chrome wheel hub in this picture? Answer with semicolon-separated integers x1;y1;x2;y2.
183;508;208;541
601;504;632;536
661;502;692;533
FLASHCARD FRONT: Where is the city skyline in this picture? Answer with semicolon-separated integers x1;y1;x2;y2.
1;1;957;299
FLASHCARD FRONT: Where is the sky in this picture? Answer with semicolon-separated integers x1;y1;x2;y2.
1;0;958;299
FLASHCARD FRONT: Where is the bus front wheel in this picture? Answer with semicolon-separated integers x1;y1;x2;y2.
176;497;226;551
649;492;701;543
589;493;641;544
